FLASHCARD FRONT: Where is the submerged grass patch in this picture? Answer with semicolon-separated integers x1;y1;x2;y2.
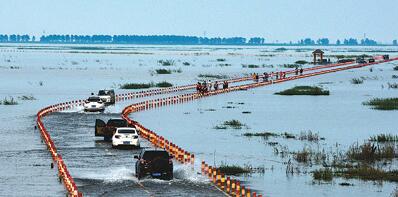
120;83;153;89
18;95;36;100
198;74;228;79
294;148;311;163
223;120;245;129
243;132;279;138
214;119;246;130
299;131;323;141
155;81;173;88
335;166;398;182
370;134;398;142
155;69;172;74
346;142;397;162
295;60;309;65
120;81;173;89
243;130;324;142
350;78;364;84
217;164;251;175
158;59;175;66
313;168;333;181
275;86;330;96
388;83;398;89
1;97;18;105
363;98;398;110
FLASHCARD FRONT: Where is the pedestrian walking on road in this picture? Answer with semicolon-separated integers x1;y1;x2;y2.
214;81;219;90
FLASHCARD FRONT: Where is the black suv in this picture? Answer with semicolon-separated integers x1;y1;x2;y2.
134;149;173;180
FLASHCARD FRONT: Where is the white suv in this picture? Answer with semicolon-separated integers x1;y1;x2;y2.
112;127;140;148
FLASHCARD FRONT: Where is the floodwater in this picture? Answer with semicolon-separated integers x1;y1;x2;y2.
0;44;398;196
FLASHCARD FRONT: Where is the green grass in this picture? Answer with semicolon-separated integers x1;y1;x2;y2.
120;83;153;89
242;64;260;68
281;64;299;68
198;74;228;79
370;134;398;142
295;60;309;65
346;142;397;162
275;86;330;96
298;130;321;141
294;148;311;163
243;132;279;138
223;120;245;129
18;95;36;100
214;119;246;130
158;60;175;66
120;81;173;89
155;69;172;74
350;78;364;84
1;97;18;105
218;164;251;175
313;168;333;181
363;98;398;110
335;166;398;182
155;81;173;88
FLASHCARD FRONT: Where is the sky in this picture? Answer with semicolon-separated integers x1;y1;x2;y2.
0;0;397;43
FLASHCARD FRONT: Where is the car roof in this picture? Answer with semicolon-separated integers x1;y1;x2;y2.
142;149;167;153
116;127;136;130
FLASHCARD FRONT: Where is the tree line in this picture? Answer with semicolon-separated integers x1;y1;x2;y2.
0;34;396;46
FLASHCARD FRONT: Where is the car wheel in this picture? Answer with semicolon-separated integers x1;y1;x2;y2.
166;172;173;180
137;171;143;180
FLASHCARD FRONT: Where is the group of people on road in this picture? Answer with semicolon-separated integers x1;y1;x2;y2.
251;67;304;83
196;66;304;93
196;80;229;94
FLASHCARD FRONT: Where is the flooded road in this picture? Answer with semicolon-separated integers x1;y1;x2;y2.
43;112;224;196
1;44;397;196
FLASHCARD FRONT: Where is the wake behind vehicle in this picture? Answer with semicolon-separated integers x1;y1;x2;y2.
98;89;115;105
95;118;131;141
83;96;105;112
134;149;173;180
112;127;140;148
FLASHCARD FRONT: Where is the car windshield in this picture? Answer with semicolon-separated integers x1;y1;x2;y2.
107;119;128;127
118;129;136;134
88;97;101;102
142;151;169;161
98;90;106;95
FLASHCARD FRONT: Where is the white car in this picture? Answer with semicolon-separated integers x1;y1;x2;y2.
112;127;140;148
83;96;105;112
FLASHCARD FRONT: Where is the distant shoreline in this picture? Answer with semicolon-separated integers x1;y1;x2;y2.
0;42;398;47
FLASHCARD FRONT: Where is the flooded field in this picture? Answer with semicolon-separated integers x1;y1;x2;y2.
1;44;398;196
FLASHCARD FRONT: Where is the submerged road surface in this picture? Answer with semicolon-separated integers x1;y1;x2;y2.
43;112;224;196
